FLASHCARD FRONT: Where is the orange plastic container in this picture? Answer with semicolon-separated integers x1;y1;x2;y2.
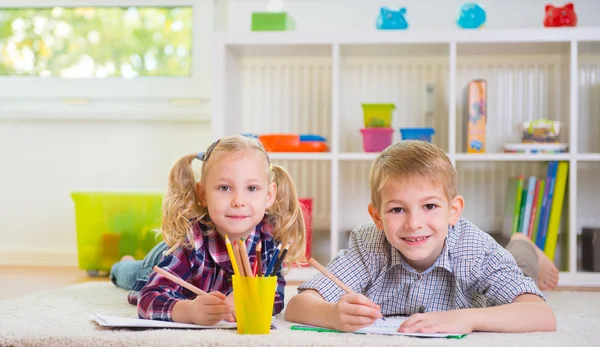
259;134;300;152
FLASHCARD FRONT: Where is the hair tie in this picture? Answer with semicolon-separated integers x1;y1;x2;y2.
197;152;205;161
270;163;273;171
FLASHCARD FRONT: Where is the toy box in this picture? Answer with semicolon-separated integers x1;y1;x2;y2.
400;127;435;143
70;191;164;275
361;103;396;128
466;79;487;153
251;12;296;31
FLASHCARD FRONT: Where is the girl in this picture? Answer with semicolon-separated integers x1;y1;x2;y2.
112;135;307;326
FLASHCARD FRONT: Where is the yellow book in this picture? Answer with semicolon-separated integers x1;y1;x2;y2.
543;161;569;261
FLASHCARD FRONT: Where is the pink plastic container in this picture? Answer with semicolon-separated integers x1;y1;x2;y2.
360;127;394;152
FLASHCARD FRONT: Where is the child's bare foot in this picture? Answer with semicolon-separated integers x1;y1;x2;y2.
510;233;560;290
121;255;135;261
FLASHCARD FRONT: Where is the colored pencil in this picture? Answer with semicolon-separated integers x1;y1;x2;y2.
233;240;246;276
308;257;385;321
264;243;282;277
224;235;240;276
253;241;262;277
271;240;291;274
153;266;206;296
238;238;253;277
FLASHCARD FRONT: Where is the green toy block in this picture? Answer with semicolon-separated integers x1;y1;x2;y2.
251;12;296;31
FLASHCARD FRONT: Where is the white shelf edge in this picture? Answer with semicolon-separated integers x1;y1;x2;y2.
338;152;379;161
558;272;600;287
454;153;573;161
214;28;600;46
267;152;333;161
576;154;600;161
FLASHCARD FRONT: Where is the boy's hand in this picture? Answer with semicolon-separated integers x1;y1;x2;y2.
398;310;474;334
189;291;233;326
330;293;383;332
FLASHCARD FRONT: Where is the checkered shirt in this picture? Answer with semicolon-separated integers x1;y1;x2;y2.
129;219;285;321
298;218;544;316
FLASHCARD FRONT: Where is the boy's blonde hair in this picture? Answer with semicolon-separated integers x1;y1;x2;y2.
369;140;458;210
161;135;307;270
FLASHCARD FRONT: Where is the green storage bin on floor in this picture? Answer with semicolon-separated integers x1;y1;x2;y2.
251;12;296;31
70;191;164;275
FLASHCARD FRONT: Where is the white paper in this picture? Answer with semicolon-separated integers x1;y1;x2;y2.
90;313;237;329
295;317;466;338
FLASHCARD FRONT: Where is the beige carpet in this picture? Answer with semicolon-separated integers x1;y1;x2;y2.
0;281;598;347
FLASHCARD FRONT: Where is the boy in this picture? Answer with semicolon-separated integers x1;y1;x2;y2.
285;140;557;334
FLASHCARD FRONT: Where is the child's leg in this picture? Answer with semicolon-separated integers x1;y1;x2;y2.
505;233;560;290
109;241;169;290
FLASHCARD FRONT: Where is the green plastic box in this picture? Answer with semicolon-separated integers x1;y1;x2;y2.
70;190;164;275
362;103;396;128
251;12;296;31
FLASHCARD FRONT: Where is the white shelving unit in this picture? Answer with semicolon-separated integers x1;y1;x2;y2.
212;28;600;286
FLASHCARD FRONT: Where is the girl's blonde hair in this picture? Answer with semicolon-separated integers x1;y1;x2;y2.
369;140;458;210
160;135;307;271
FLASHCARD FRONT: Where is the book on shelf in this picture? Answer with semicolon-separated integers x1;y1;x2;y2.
501;161;569;261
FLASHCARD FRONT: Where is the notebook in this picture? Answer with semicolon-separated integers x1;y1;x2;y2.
291;317;467;339
91;313;238;329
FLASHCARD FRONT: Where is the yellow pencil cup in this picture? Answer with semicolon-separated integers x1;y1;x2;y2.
232;275;277;335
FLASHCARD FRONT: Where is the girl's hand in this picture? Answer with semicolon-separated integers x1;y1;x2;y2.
188;291;233;326
330;293;383;332
224;292;236;322
398;310;474;334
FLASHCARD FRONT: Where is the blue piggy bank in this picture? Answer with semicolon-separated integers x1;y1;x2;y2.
457;3;486;29
376;7;408;30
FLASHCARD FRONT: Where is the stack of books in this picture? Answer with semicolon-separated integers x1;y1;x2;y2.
502;161;569;261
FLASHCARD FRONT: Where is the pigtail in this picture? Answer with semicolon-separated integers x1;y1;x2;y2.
267;164;308;273
161;153;208;254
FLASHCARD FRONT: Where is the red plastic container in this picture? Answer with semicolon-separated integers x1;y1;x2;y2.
360;127;394;152
298;198;312;260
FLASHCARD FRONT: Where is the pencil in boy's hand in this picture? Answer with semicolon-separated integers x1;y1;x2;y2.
272;240;291;274
224;235;241;276
254;241;262;277
264;243;282;277
307;258;386;321
153;266;207;296
238;238;253;277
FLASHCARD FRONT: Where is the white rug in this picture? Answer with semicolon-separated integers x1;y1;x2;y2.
0;282;598;347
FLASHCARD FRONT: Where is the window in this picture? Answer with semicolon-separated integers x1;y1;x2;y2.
0;6;193;78
0;0;213;100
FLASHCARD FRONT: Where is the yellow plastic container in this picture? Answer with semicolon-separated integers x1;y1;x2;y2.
361;103;396;127
232;275;277;334
70;191;164;275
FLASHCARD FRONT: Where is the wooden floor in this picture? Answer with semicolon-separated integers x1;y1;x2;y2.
0;266;597;300
0;266;305;300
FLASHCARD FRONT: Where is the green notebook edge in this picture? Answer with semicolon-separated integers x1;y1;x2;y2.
290;325;468;339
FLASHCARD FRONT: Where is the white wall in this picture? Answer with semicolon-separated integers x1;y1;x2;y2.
1;0;598;267
225;0;600;32
0;119;211;266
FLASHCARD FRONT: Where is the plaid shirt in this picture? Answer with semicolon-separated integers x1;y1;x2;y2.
129;219;286;321
298;218;544;316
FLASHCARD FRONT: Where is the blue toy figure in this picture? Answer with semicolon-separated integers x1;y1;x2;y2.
457;3;486;29
376;7;408;30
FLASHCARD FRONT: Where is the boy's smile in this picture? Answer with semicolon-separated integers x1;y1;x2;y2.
368;177;464;273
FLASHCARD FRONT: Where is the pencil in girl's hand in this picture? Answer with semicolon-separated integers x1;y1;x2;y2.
308;257;385;321
224;235;240;276
233;240;246;276
238;238;253;277
153;266;207;296
271;240;291;274
264;243;282;277
253;241;262;277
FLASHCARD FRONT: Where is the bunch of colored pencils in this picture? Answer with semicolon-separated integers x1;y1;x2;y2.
225;235;290;277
